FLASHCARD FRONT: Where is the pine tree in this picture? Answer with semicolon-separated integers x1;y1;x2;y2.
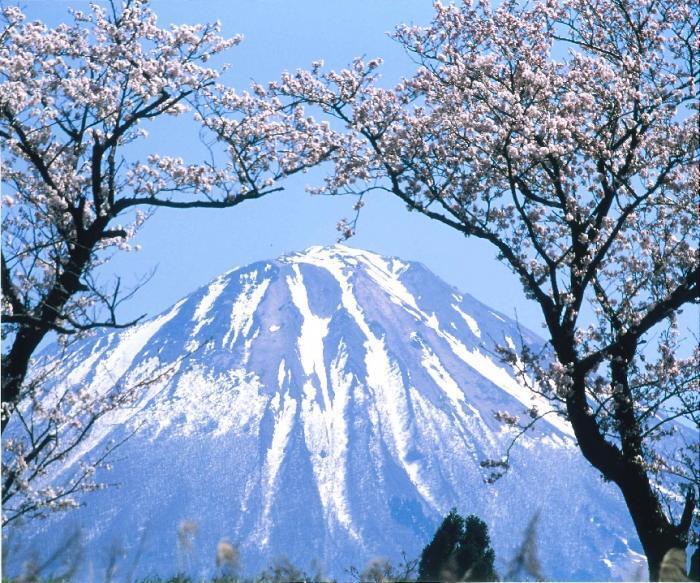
418;510;464;581
455;515;498;581
418;509;498;582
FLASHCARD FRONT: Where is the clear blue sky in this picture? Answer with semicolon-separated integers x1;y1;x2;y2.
21;0;546;333
19;1;697;348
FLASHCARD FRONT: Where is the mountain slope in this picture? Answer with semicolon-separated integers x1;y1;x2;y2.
5;245;645;580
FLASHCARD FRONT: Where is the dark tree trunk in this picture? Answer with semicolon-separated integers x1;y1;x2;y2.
564;374;695;582
1;329;46;431
1;230;99;432
617;463;692;581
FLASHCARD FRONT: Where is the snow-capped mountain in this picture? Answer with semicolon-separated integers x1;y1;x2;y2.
5;245;645;580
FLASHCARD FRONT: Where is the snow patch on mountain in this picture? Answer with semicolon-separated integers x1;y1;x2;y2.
258;389;297;546
452;303;481;338
222;273;269;351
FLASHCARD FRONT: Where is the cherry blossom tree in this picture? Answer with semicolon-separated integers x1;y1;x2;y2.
0;0;329;521
1;353;182;525
262;0;699;578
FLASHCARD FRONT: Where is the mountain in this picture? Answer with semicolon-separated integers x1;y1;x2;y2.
4;245;645;580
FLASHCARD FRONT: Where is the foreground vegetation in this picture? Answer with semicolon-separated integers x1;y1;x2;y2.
3;511;528;582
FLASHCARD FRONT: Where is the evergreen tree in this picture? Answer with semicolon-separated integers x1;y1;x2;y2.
418;510;464;581
418;510;498;582
455;515;498;581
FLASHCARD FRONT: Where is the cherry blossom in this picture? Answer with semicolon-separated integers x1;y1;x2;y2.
266;0;698;577
0;0;311;523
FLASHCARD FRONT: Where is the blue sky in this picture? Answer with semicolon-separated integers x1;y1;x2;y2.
21;0;546;333
18;1;697;349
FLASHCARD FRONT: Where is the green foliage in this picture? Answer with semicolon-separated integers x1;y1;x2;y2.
418;510;464;581
418;509;498;582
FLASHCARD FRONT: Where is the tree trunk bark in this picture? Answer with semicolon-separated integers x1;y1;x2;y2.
616;463;691;581
1;232;98;432
565;382;694;581
1;327;47;432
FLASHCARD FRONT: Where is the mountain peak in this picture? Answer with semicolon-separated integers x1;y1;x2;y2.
281;244;407;269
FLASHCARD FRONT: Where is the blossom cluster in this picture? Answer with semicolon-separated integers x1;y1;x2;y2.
0;1;245;337
2;351;177;525
0;0;318;521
